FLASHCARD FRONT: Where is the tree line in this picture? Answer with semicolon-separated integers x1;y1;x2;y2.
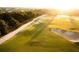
0;8;47;37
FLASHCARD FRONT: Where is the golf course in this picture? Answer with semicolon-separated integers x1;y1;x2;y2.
0;15;79;52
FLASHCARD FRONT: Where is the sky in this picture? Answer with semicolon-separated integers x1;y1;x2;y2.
0;0;79;11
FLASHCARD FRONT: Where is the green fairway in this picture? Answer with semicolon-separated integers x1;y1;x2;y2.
0;15;79;52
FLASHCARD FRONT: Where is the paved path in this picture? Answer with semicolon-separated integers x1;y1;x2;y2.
0;15;46;44
0;14;79;45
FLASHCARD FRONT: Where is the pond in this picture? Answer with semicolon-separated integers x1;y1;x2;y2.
50;28;79;42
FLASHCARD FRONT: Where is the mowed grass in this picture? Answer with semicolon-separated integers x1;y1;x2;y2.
0;16;79;52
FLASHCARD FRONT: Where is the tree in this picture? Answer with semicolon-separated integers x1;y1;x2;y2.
0;19;8;36
0;13;21;29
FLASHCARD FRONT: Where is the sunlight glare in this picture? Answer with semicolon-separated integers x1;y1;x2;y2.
0;0;79;11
